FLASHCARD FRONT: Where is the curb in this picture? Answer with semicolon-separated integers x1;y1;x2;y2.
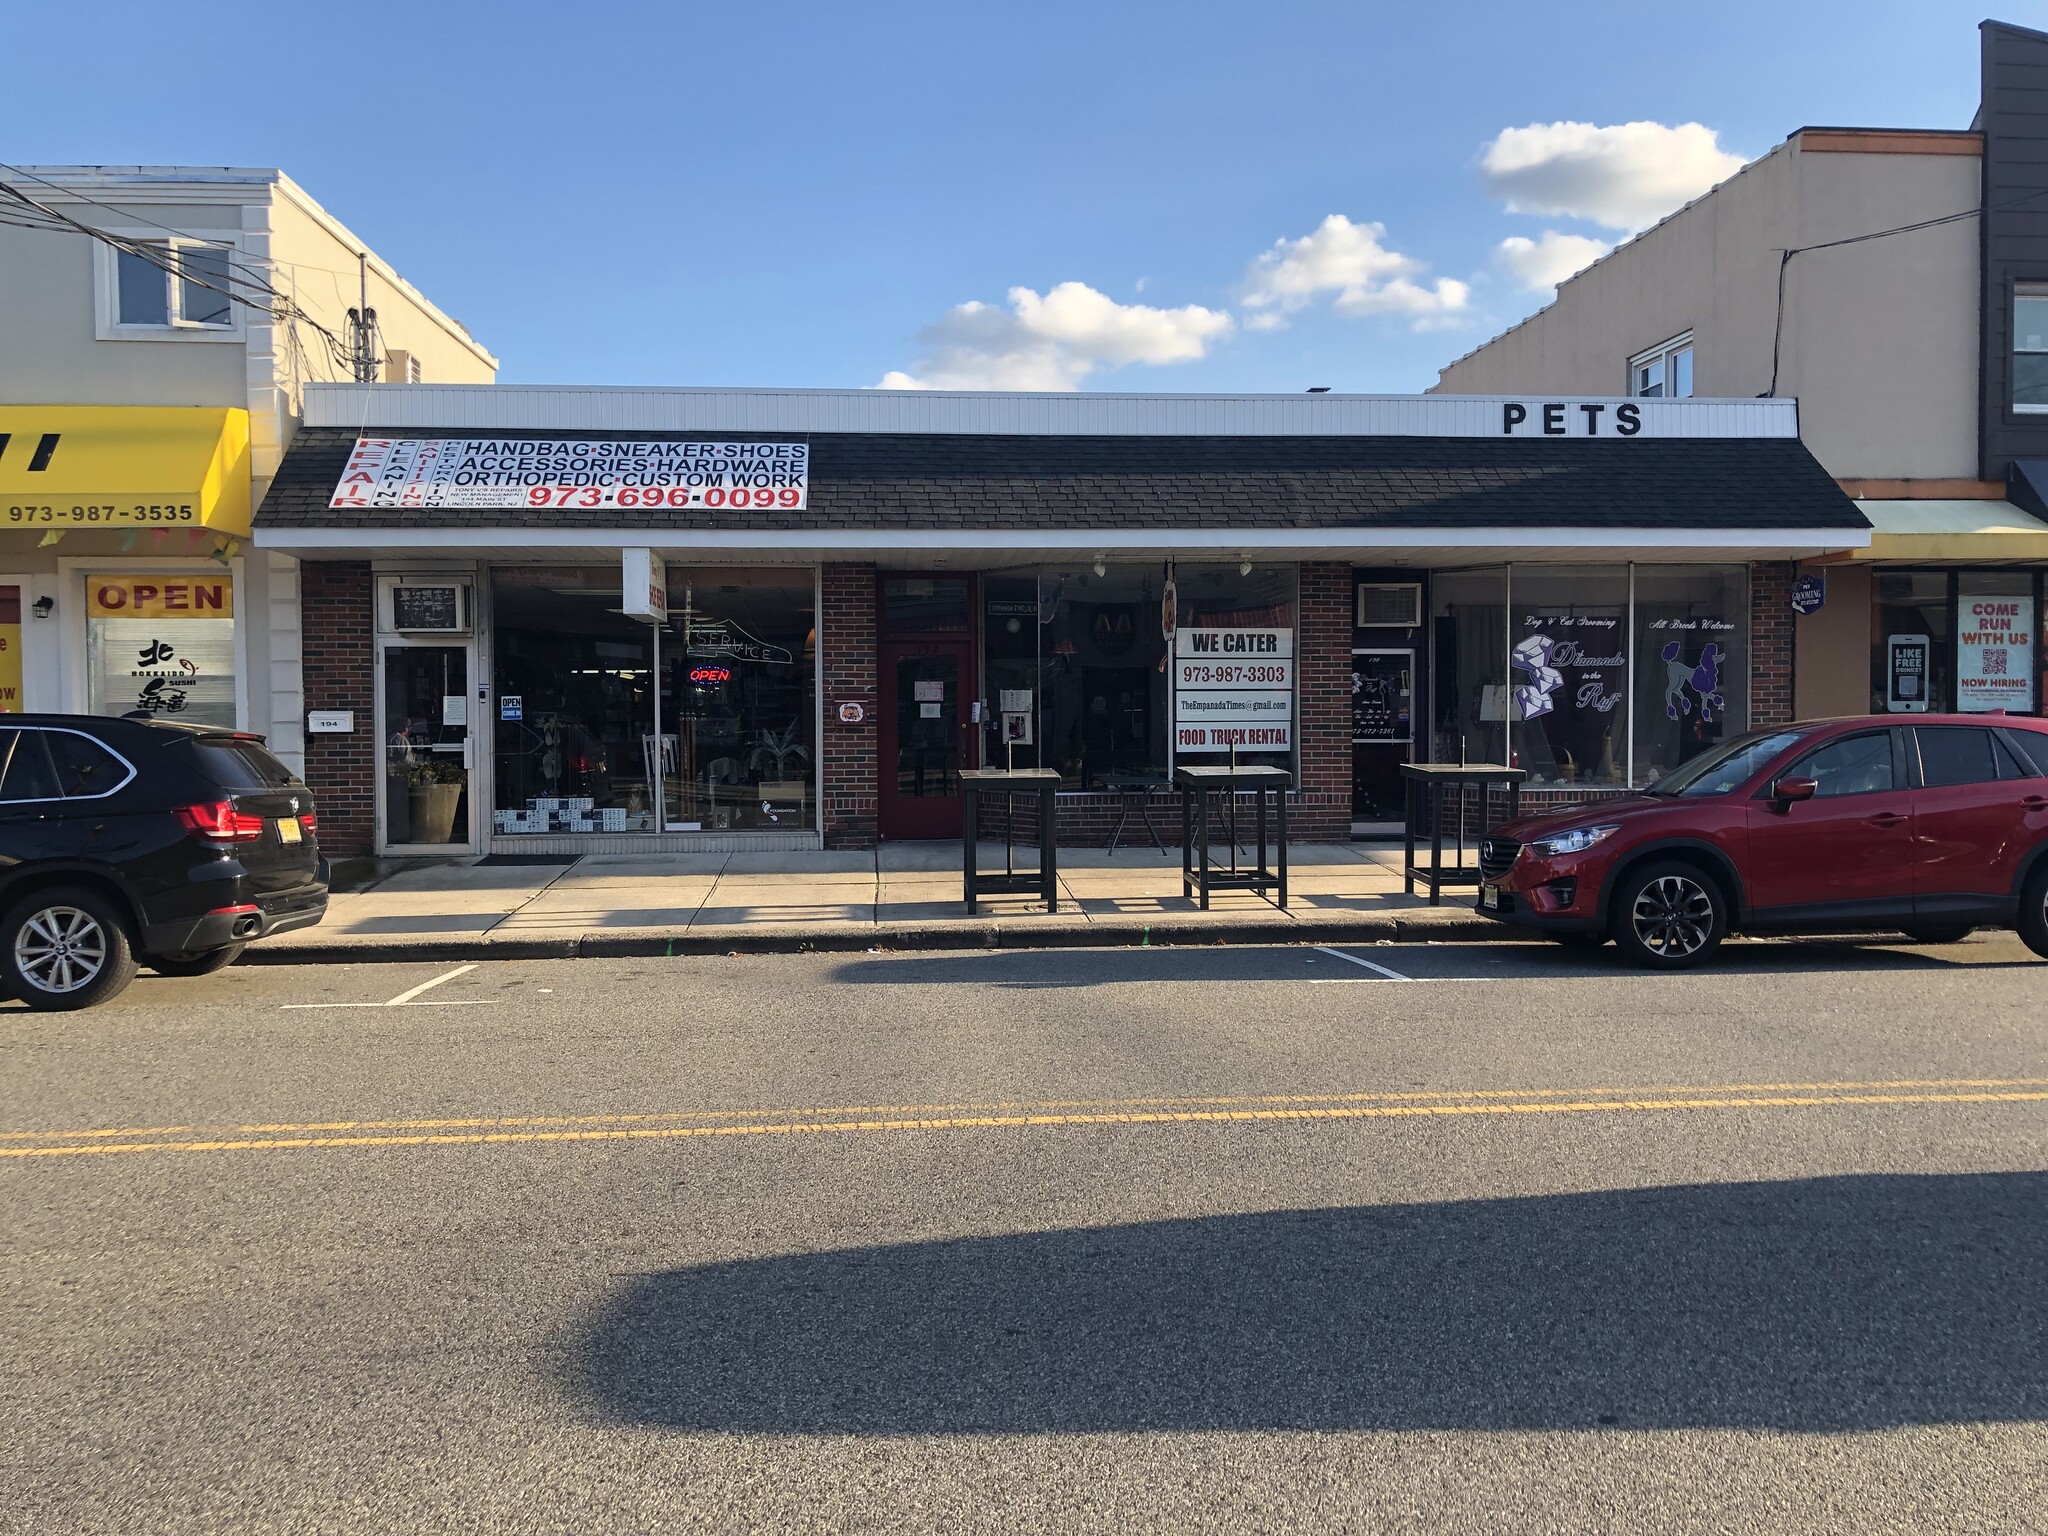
241;908;1541;966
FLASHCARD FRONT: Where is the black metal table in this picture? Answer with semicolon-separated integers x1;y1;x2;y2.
1175;764;1290;910
1399;762;1526;905
961;767;1061;913
1099;772;1170;854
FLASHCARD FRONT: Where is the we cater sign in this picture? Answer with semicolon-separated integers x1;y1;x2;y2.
1174;627;1293;751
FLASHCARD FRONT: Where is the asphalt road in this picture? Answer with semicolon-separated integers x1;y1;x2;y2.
2;935;2044;1534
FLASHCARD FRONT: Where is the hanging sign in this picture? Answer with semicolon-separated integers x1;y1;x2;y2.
1174;627;1293;751
1958;596;2035;713
1790;572;1826;616
622;548;667;624
1887;633;1932;713
331;438;808;510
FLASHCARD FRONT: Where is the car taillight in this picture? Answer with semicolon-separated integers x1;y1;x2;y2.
299;811;318;834
175;800;265;843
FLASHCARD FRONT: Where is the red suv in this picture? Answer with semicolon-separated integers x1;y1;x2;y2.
1475;714;2048;968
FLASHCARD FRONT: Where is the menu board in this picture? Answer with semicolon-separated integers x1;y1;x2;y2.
1351;649;1413;744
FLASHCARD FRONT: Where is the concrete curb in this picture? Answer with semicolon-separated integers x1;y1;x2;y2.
242;907;1540;965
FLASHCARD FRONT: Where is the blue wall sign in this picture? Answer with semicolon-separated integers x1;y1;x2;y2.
1790;573;1826;616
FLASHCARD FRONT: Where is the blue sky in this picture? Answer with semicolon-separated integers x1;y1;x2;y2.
6;0;2039;392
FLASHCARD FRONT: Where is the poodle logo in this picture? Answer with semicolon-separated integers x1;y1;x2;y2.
1510;633;1564;720
1662;640;1725;722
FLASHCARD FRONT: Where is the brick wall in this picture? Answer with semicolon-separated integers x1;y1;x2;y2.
300;561;375;855
820;563;878;849
1750;561;1795;728
1292;561;1352;841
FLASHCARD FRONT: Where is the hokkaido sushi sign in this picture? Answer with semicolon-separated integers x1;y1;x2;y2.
330;438;809;511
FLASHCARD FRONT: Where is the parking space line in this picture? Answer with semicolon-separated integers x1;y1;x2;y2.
281;964;484;1011
1313;946;1411;981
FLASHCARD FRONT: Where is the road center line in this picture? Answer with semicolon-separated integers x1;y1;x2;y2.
1314;946;1411;981
5;1087;2044;1161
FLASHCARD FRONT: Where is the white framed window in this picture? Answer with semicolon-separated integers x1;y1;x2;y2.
94;236;244;341
2014;284;2048;413
1628;332;1693;399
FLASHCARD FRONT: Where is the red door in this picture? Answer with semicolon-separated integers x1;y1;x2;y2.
1743;727;1915;921
877;640;974;839
1909;725;2043;910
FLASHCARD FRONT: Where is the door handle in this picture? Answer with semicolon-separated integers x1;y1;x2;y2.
1866;811;1909;828
2024;796;2048;811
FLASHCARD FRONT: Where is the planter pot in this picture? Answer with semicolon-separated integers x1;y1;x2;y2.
407;781;464;844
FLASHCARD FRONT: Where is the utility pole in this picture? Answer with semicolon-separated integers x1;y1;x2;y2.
346;250;379;382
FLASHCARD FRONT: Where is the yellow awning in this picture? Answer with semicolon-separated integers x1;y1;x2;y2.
0;406;251;537
1851;499;2048;562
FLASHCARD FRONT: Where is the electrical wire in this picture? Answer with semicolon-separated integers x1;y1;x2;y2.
1766;185;2048;396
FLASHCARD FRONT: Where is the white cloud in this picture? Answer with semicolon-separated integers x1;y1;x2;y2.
878;281;1232;391
1495;230;1614;294
1480;121;1747;232
1242;214;1471;330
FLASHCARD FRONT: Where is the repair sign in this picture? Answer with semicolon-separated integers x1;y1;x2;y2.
331;438;808;511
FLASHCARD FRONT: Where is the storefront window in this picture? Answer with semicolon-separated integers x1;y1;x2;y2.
1956;572;2036;714
1874;572;1953;714
1036;564;1172;787
491;568;657;834
981;573;1041;770
1430;568;1507;766
1432;564;1748;786
1634;566;1747;781
1510;566;1629;788
491;566;816;836
665;569;816;831
84;572;236;728
1173;562;1297;776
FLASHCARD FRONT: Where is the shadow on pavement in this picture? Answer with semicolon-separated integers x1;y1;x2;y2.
824;939;2032;988
571;1173;2046;1435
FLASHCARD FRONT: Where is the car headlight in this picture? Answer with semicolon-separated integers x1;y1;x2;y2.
1526;824;1620;858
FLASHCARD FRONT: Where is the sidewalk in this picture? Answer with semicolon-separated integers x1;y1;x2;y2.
256;842;1524;964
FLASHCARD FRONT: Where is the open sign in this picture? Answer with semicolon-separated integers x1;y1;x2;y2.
88;577;233;621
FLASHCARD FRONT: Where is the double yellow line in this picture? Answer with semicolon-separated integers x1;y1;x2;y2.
3;1077;2043;1162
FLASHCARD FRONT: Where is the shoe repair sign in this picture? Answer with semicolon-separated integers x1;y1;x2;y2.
331;439;808;511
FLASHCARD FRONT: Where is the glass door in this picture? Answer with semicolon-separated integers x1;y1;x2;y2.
380;641;477;852
877;642;972;839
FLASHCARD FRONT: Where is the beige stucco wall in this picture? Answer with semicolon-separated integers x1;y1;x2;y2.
1433;139;1982;481
1793;563;1872;719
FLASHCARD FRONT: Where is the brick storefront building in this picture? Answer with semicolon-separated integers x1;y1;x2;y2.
253;385;1866;857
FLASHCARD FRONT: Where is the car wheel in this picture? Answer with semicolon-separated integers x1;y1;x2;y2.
1;886;139;1011
147;944;246;978
1550;931;1608;949
1612;861;1726;970
1900;924;1976;946
2018;865;2048;959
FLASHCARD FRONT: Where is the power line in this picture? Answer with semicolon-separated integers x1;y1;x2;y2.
1766;186;2048;396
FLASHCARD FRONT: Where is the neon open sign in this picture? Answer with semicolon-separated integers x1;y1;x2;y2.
688;664;732;686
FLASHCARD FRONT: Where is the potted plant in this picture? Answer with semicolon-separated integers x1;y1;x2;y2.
406;757;466;844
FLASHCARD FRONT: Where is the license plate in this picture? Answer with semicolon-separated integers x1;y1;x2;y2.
1480;883;1500;910
276;817;303;844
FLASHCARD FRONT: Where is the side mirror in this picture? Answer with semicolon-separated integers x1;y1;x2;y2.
1773;776;1818;805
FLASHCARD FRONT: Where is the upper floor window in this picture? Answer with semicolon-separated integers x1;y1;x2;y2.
2014;284;2048;413
109;241;235;331
1629;332;1693;398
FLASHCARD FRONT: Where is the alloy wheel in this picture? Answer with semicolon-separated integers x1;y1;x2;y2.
1630;875;1715;960
14;905;109;994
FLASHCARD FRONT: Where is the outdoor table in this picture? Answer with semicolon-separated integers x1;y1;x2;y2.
1099;772;1170;854
960;767;1061;913
1399;762;1526;905
1174;764;1290;910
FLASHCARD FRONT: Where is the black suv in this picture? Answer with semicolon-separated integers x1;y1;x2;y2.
0;715;328;1010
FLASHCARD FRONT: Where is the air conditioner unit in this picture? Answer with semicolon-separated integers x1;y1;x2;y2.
1355;582;1422;628
388;583;469;634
